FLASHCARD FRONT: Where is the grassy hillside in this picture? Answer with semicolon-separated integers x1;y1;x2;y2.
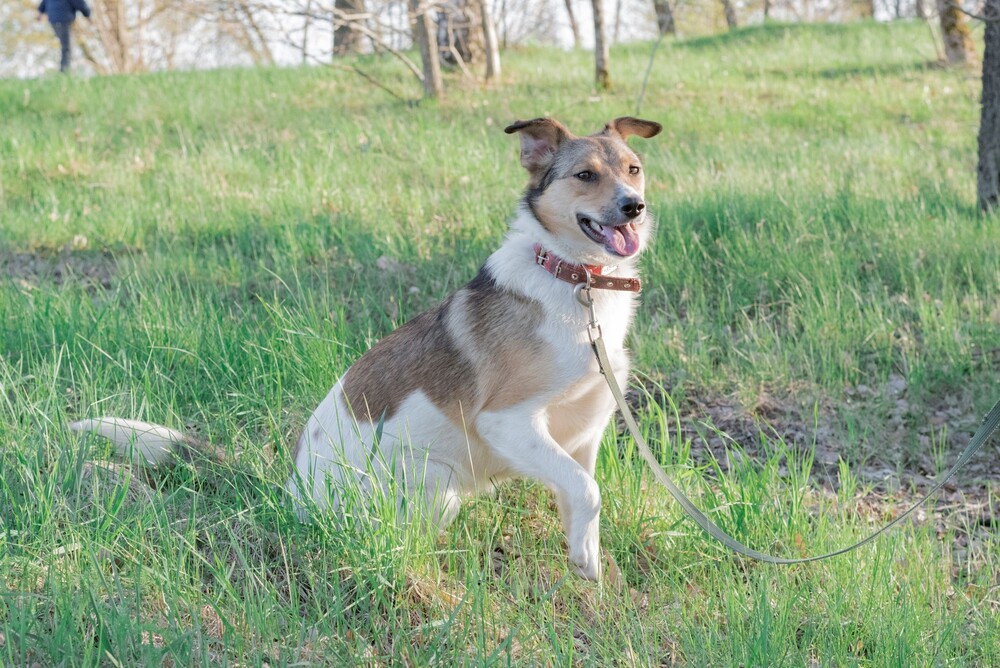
1;20;998;666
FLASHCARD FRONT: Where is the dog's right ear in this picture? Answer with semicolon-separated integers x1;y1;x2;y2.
504;118;571;174
603;117;663;140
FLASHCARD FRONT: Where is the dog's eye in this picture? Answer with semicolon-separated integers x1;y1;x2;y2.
575;171;594;182
629;165;641;175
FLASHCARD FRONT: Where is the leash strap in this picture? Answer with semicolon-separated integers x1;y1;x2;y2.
588;308;1000;564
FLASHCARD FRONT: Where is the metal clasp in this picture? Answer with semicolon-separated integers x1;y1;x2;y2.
573;269;603;344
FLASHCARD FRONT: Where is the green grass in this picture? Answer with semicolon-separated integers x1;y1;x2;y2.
1;19;998;666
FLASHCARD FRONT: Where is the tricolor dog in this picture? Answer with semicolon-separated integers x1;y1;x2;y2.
72;116;662;580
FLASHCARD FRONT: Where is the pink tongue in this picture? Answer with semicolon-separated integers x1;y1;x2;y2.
603;224;639;256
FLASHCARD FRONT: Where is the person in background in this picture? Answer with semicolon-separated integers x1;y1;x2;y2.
37;0;92;74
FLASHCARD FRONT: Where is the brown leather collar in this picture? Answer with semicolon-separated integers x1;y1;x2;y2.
533;244;641;293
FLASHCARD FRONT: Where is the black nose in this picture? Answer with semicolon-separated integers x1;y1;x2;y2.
620;198;645;219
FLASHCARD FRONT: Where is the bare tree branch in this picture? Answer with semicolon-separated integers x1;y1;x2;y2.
336;64;417;103
448;43;474;79
273;4;427;81
944;0;1000;22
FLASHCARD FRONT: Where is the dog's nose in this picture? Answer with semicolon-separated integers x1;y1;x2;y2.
620;198;645;219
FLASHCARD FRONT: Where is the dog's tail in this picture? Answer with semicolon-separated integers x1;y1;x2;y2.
70;418;213;466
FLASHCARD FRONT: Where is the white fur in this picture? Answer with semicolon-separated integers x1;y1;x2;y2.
69;418;185;466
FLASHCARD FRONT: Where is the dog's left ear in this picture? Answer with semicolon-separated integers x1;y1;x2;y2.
603;117;662;140
504;117;572;175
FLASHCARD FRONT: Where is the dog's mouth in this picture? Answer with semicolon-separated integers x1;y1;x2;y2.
577;214;641;257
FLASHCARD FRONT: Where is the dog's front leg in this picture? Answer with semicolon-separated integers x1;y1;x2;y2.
477;408;602;580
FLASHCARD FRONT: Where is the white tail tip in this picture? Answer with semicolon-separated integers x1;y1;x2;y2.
70;417;185;466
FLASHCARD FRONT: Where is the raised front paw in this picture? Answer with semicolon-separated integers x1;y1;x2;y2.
570;548;603;580
568;523;602;580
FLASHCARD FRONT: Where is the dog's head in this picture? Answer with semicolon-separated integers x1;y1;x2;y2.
505;116;662;265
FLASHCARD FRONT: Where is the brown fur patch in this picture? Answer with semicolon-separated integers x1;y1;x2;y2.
341;299;476;425
340;267;552;429
459;268;555;412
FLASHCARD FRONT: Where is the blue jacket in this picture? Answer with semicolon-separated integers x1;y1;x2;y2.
38;0;91;23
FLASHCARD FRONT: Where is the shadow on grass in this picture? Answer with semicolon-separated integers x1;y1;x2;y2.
815;61;937;80
675;21;887;51
750;60;937;81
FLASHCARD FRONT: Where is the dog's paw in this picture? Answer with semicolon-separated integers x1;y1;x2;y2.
570;552;603;581
565;478;602;580
568;529;602;580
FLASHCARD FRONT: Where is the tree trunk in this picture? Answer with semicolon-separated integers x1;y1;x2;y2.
978;0;1000;211
915;0;926;19
652;0;676;35
479;0;501;80
613;0;623;43
410;0;443;97
113;0;128;72
78;0;134;73
135;0;145;71
763;0;770;19
302;0;313;64
437;0;485;66
334;0;365;55
564;0;581;48
936;0;976;66
720;0;738;29
592;0;611;89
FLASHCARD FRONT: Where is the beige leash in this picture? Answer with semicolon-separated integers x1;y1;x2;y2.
575;280;1000;564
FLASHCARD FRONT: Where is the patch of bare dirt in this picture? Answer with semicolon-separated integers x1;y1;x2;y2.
623;375;999;570
618;375;1000;581
0;238;137;292
626;375;998;499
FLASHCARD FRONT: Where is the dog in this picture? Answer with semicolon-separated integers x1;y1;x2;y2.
71;116;662;580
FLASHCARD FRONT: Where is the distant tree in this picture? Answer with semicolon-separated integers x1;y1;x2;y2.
856;0;875;17
437;0;506;82
652;0;676;35
563;0;581;47
720;0;738;28
410;0;443;96
437;0;478;67
478;0;501;80
333;0;364;54
219;0;275;66
613;0;623;43
494;0;560;47
77;0;142;73
936;0;976;66
978;0;1000;211
592;0;610;88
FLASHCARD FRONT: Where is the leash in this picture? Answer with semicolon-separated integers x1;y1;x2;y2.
575;281;1000;564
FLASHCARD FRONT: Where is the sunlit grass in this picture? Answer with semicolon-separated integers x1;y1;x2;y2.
1;19;998;666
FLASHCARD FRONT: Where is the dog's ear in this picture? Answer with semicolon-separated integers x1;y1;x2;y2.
504;118;571;174
603;117;662;140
